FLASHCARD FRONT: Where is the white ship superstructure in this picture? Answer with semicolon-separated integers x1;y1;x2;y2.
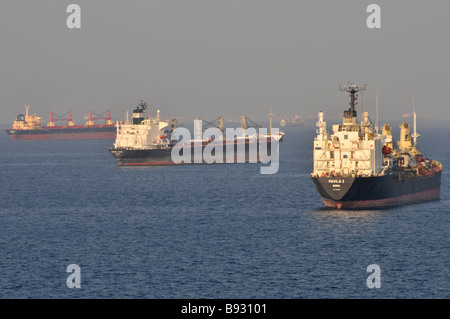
113;100;170;149
312;84;389;177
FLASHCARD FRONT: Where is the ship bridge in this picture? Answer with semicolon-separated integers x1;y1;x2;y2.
114;101;170;149
312;84;387;177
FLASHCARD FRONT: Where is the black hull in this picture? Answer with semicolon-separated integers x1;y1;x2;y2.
109;140;277;166
311;170;442;209
110;148;174;165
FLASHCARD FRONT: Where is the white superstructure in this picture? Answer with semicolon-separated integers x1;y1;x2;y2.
113;101;170;149
312;84;390;177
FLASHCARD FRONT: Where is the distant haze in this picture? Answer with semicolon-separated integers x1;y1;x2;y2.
1;1;449;126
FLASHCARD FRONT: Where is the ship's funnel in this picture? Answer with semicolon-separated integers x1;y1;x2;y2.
132;100;147;125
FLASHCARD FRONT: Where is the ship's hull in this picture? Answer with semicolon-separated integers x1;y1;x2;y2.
5;125;116;140
311;170;441;209
110;139;278;166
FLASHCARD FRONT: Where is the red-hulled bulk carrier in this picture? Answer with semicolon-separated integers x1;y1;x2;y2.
5;105;116;140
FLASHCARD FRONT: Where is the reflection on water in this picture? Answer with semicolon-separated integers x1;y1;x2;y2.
310;206;392;227
314;205;395;213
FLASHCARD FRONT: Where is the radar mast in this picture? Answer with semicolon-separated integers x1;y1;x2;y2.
339;82;366;124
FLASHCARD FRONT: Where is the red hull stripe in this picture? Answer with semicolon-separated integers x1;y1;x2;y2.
322;188;441;209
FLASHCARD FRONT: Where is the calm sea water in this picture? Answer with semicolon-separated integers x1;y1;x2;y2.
0;123;448;299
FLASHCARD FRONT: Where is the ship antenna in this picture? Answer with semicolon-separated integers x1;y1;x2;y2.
411;93;420;146
375;92;379;134
360;91;363;124
138;100;148;111
269;106;273;136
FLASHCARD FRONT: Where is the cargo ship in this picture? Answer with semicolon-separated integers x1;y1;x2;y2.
311;83;442;209
109;101;284;166
5;105;116;140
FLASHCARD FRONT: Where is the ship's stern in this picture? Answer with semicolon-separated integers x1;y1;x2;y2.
311;175;356;209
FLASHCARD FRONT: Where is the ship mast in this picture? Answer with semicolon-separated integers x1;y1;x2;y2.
375;92;379;134
269;106;273;136
410;93;420;146
338;82;366;125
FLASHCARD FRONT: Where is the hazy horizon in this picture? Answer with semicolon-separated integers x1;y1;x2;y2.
1;1;449;125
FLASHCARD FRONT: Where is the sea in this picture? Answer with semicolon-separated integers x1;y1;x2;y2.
0;123;448;299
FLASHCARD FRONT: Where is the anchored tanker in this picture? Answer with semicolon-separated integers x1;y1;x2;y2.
311;83;442;209
109;101;284;167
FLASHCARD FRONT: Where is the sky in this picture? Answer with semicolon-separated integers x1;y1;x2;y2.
1;0;449;125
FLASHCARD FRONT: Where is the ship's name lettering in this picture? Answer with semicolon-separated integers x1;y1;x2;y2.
328;180;344;183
